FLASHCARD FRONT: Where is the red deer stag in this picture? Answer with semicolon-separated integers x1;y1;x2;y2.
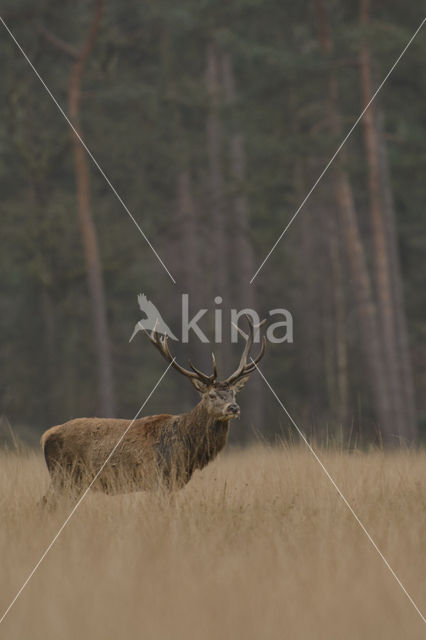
41;317;266;498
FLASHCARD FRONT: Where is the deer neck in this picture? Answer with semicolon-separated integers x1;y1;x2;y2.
181;401;230;469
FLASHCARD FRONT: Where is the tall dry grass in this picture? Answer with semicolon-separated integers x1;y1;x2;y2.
0;445;425;639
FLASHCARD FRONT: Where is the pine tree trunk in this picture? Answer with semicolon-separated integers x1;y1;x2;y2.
205;41;231;375
359;0;416;442
28;169;59;424
314;0;397;444
40;284;58;423
175;167;210;402
205;41;228;298
177;169;200;294
333;167;396;442
221;51;264;438
68;0;115;417
376;108;417;440
221;52;256;307
329;212;349;429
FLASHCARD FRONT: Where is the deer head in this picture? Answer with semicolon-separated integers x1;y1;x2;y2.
141;316;267;421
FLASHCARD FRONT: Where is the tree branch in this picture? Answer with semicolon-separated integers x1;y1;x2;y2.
37;22;80;59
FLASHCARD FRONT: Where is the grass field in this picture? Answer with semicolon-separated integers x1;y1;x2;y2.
0;445;425;639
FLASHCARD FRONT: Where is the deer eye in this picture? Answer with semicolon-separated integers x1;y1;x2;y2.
208;392;216;399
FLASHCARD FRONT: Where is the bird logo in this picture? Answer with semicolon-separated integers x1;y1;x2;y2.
129;293;178;342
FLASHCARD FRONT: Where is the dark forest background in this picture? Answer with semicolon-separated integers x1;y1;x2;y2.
0;0;425;447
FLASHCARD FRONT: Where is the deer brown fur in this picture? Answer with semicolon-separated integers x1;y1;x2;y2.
41;317;266;499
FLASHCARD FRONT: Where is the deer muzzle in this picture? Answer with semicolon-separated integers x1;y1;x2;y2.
225;403;240;418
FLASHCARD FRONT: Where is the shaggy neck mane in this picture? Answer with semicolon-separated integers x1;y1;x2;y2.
177;400;230;471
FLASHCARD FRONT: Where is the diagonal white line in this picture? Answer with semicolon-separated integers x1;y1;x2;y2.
0;360;174;626
250;16;426;284
0;16;176;284
253;360;426;625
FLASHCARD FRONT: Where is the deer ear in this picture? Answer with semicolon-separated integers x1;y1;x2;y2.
191;378;208;394
233;376;250;392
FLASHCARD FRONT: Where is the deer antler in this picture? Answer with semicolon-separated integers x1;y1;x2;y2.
140;316;265;387
224;315;267;385
141;322;218;385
